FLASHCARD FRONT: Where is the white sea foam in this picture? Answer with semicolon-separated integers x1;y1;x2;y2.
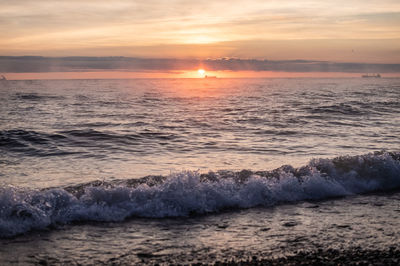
0;152;399;237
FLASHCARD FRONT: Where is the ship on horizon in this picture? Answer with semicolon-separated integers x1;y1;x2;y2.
362;73;381;78
204;75;217;79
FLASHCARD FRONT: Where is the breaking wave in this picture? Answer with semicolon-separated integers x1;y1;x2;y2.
1;151;399;237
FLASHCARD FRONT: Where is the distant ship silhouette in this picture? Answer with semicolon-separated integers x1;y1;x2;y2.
362;73;381;78
204;75;217;79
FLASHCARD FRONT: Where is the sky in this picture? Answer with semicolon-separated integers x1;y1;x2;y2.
1;0;400;77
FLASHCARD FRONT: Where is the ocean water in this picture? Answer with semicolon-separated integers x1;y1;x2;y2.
0;78;399;264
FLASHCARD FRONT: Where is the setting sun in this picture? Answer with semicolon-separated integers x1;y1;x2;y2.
198;69;206;77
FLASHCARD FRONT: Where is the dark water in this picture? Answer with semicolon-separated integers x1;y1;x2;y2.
0;78;399;264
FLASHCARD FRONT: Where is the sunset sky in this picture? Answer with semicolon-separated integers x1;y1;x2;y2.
1;0;400;78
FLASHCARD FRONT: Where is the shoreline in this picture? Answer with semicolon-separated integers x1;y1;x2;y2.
212;248;400;266
127;247;400;265
7;246;400;265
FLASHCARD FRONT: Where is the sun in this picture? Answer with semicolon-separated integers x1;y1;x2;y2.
198;69;206;76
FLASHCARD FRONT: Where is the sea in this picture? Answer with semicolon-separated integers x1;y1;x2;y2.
0;78;399;264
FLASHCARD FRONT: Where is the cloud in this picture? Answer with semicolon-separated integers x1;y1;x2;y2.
1;56;399;73
1;0;400;60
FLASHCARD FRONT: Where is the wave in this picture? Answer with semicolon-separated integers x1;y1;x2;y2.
14;92;65;101
307;103;365;116
0;151;399;237
0;129;73;156
0;129;179;156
